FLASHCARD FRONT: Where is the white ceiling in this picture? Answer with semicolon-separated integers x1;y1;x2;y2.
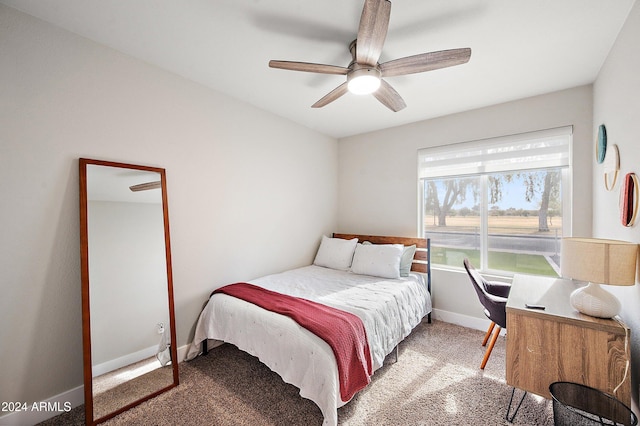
2;0;636;138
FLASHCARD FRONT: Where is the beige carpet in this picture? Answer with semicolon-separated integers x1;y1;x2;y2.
38;320;553;425
92;363;175;420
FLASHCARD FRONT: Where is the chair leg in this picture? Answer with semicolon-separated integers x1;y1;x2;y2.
482;321;496;346
480;325;501;369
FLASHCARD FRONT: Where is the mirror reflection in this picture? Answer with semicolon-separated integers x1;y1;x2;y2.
79;159;178;425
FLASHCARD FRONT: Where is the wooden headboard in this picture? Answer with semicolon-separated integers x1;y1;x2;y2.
332;233;430;274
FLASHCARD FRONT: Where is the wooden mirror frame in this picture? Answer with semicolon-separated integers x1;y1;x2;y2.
79;158;179;425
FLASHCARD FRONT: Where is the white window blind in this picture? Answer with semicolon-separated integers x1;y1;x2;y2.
418;126;573;179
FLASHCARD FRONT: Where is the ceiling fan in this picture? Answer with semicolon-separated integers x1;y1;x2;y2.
268;0;471;112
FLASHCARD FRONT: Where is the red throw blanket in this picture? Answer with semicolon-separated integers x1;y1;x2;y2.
213;283;372;401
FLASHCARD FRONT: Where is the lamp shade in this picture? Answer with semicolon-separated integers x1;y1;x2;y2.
561;237;637;286
561;237;637;318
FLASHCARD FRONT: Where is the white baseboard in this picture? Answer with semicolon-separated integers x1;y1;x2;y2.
92;344;159;377
0;386;84;426
432;308;505;336
177;343;190;363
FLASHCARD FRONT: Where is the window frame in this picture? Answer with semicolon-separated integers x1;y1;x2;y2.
417;127;573;277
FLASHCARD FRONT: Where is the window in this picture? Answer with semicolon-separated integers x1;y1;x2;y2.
418;126;572;277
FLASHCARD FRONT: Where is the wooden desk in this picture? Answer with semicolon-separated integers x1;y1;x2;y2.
506;274;631;406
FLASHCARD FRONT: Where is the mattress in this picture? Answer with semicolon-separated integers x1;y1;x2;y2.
186;265;431;425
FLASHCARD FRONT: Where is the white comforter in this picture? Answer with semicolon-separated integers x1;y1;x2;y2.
186;265;431;426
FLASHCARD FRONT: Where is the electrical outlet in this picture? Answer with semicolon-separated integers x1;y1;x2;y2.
157;322;165;334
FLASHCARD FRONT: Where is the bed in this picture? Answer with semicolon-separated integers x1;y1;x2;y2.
186;234;431;426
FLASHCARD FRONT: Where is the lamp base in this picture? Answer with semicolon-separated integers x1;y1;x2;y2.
569;282;621;318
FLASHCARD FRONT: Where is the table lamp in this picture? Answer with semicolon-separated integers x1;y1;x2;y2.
561;237;638;318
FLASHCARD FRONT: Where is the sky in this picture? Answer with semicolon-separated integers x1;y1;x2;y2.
488;180;541;209
431;171;558;211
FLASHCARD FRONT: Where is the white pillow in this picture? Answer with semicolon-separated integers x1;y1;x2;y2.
351;243;404;279
399;245;416;277
313;236;358;270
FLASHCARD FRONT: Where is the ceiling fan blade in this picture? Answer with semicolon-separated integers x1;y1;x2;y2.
380;48;471;77
373;80;406;112
312;82;349;108
269;60;349;75
356;0;391;66
130;181;161;192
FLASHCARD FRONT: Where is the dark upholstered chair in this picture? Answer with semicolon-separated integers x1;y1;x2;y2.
463;258;511;369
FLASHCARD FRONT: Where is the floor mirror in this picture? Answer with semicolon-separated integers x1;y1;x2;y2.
79;158;179;425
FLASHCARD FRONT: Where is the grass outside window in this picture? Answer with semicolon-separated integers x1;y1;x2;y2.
431;246;559;277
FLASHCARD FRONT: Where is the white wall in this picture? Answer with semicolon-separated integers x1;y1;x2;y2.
0;4;337;413
593;0;640;412
337;85;594;324
88;200;168;366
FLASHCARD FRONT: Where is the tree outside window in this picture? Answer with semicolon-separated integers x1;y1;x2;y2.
423;168;563;276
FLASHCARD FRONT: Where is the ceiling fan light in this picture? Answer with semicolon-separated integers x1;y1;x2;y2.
347;68;381;95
